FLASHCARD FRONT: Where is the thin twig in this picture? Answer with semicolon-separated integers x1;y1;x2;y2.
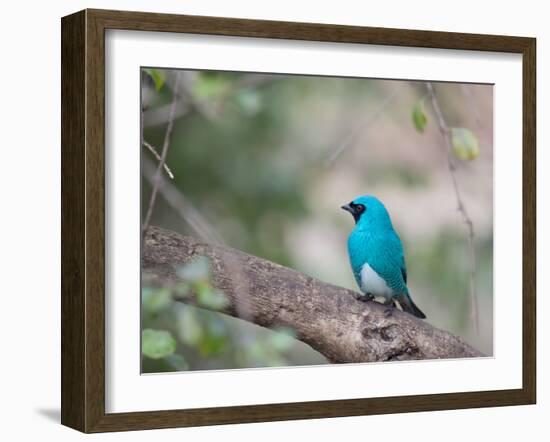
142;140;174;179
142;72;182;235
324;85;402;166
426;82;479;335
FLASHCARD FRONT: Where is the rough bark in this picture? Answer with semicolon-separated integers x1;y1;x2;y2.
143;226;484;363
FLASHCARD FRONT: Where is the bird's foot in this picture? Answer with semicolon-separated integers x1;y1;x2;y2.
354;292;375;302
383;299;397;317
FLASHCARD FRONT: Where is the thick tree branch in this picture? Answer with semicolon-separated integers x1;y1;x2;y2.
143;226;484;363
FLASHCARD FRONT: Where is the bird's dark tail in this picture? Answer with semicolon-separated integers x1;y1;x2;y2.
397;292;426;319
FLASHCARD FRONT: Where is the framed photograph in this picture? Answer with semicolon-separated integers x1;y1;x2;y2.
61;9;536;433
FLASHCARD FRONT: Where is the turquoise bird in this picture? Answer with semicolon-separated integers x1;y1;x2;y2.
341;195;426;319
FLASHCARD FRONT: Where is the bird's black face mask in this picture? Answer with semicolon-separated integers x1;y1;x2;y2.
341;202;366;223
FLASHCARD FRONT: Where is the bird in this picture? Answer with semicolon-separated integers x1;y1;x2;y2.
341;195;426;319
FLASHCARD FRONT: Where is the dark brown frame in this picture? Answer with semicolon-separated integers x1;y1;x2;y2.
61;8;536;433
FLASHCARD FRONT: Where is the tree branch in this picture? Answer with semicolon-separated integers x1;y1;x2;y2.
143;226;484;363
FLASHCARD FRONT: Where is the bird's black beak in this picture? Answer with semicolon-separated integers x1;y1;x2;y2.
341;204;354;215
342;202;361;223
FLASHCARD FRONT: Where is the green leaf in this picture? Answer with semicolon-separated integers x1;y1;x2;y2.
412;99;428;133
143;68;166;92
177;306;203;346
142;287;172;315
197;286;229;311
450;128;480;160
176;256;210;282
142;329;177;359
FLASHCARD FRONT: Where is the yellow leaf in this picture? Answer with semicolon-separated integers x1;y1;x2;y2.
450;128;480;160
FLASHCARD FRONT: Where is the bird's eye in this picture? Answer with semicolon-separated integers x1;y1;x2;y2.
356;204;366;213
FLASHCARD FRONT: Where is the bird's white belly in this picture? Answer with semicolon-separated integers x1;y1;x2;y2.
360;263;393;300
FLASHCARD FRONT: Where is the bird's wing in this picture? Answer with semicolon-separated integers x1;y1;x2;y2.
348;231;370;288
350;249;367;288
401;266;407;284
348;229;407;293
391;230;407;285
367;230;408;294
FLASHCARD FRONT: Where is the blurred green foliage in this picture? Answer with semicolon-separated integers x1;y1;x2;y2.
406;232;493;333
141;69;494;371
143;73;311;267
141;257;306;372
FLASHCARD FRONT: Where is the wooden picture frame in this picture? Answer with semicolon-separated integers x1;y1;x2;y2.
61;8;536;433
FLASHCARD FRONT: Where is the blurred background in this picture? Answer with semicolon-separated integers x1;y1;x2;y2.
140;68;493;373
